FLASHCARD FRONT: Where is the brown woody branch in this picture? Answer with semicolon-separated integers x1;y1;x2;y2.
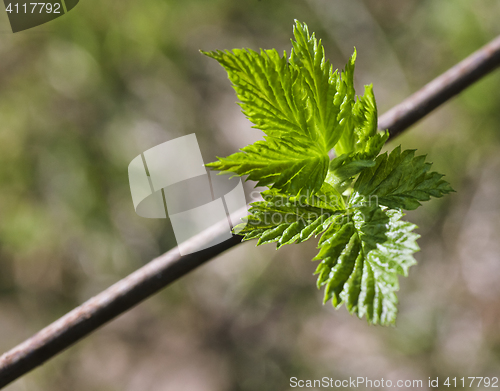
382;35;500;139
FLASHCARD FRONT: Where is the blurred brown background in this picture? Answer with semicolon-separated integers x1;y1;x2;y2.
0;0;499;390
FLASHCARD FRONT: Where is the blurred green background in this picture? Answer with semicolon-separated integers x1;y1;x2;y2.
0;0;500;390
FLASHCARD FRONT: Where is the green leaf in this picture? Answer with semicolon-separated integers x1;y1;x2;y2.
201;47;312;144
325;153;376;193
325;129;389;193
332;51;357;156
334;82;387;157
305;182;347;210
353;146;455;210
237;192;343;248
323;82;388;193
353;85;379;147
289;20;344;150
203;21;362;196
207;137;329;195
314;206;419;325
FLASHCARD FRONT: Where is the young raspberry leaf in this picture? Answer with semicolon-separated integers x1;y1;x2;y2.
207;137;329;195
353;146;455;210
325;129;389;193
203;21;361;196
314;206;419;325
237;192;344;248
